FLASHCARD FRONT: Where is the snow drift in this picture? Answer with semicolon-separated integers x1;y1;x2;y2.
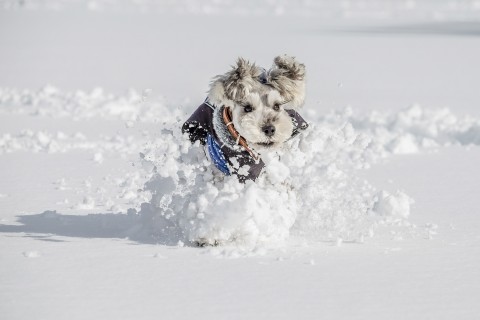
135;110;409;250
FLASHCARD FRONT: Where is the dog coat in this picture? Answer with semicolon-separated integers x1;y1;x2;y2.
182;101;308;182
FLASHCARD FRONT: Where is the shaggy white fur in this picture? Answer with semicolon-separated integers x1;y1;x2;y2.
230;91;294;148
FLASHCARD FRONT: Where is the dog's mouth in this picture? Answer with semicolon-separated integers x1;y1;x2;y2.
256;141;275;147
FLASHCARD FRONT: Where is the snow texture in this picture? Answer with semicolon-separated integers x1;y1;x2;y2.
3;0;480;22
5;86;480;250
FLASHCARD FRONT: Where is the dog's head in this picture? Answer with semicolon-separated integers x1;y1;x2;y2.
208;56;306;149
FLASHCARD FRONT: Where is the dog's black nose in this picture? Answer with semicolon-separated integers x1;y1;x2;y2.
262;125;276;137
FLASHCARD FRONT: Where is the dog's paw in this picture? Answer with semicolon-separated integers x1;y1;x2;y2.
193;238;221;247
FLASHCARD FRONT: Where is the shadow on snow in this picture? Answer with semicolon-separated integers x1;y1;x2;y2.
0;206;187;246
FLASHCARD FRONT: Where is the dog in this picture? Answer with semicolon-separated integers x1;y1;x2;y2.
182;55;308;182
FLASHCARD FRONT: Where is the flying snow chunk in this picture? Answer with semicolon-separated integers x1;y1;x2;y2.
75;196;96;210
373;190;414;220
388;134;419;154
93;152;104;164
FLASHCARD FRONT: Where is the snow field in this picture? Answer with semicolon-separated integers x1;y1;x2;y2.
4;86;480;252
3;0;480;22
1;3;480;317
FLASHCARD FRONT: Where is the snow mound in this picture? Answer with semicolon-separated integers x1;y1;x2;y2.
0;130;139;154
373;191;414;221
136;120;399;250
321;104;480;159
130;102;480;250
0;86;172;122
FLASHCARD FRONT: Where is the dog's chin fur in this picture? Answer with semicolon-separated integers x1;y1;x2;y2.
207;55;305;150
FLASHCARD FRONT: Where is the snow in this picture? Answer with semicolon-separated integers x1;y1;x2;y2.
1;1;480;319
373;190;413;220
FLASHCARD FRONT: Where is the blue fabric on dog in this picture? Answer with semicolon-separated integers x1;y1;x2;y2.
207;134;230;175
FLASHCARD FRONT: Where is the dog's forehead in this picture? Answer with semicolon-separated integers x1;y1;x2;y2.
266;90;282;105
244;89;282;106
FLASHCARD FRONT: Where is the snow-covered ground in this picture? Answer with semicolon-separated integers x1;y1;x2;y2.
1;1;480;319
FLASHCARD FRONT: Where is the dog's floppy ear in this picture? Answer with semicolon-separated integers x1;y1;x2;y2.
267;55;306;109
224;58;263;101
208;58;262;106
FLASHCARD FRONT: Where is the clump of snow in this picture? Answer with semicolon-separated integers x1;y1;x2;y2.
93;152;104;164
0;86;177;122
22;251;41;258
54;178;68;191
131;101;480;250
135;120;381;250
0;130;140;155
321;104;480;159
373;190;414;221
75;196;96;210
388;134;420;154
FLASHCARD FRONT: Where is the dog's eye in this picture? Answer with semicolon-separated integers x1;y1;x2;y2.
273;104;280;111
244;105;253;113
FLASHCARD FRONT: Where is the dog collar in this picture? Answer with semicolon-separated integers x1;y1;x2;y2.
222;106;258;160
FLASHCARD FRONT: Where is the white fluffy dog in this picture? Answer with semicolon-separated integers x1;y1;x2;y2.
182;55;308;182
